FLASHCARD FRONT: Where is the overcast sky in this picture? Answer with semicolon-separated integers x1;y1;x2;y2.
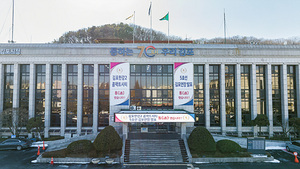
0;0;300;43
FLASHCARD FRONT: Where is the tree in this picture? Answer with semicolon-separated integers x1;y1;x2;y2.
26;117;44;139
289;117;300;138
1;108;28;137
93;126;122;154
252;114;270;136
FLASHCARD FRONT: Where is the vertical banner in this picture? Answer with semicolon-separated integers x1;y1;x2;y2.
110;62;130;106
174;62;194;106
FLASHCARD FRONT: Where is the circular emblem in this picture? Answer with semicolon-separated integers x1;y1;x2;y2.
181;67;187;74
184;115;189;121
117;68;123;74
144;46;156;58
121;115;128;121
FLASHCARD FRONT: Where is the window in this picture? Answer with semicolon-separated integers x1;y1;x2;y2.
20;65;30;110
256;65;266;115
51;65;62;127
98;64;109;127
194;65;204;126
35;65;46;119
272;65;281;126
67;65;77;127
241;65;251;126
287;65;297;121
83;65;94;127
209;65;220;126
225;65;235;126
3;65;14;110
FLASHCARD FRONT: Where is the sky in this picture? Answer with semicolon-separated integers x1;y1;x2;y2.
0;0;300;43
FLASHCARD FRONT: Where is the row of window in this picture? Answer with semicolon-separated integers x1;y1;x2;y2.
2;64;298;128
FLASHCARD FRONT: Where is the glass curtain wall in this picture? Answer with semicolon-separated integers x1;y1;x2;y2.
287;65;297;120
130;64;173;110
225;65;235;126
98;65;109;127
209;65;220;126
67;65;77;127
83;65;94;127
4;65;14;110
51;65;62;127
35;65;46;119
194;65;205;126
19;65;30;110
241;65;251;126
256;65;266;115
272;66;281;126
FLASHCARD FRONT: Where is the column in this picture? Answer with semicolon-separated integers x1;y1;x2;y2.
181;122;187;139
28;64;36;118
204;64;210;128
235;64;242;137
12;64;20;108
77;64;83;136
122;123;128;139
0;64;4;114
220;64;226;135
44;64;51;138
251;64;257;120
281;64;289;128
266;64;273;137
60;64;67;136
93;64;99;134
296;64;300;118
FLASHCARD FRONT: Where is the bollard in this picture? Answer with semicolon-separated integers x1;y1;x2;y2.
43;141;45;150
50;157;54;165
37;146;40;156
294;152;299;163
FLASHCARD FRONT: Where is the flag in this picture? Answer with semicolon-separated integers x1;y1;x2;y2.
160;12;169;21
126;14;134;20
148;2;152;15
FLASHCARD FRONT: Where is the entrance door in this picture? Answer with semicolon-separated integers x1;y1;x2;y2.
129;122;176;133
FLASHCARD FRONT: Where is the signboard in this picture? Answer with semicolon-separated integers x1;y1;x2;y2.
114;113;195;123
174;62;194;106
247;137;266;154
0;48;21;55
109;62;130;106
110;46;194;58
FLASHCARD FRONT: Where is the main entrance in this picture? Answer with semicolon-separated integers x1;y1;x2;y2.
129;122;176;133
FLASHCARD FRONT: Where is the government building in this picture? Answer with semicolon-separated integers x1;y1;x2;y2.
0;43;299;138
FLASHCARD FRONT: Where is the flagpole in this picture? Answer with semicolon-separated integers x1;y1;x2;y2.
168;12;169;44
133;11;135;44
150;1;153;44
224;9;226;44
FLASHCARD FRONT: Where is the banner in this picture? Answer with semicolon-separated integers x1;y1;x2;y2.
174;62;194;106
110;62;130;106
115;113;195;123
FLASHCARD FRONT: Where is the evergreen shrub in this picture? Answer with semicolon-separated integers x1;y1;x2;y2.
216;139;241;153
93;126;122;153
67;139;93;154
188;127;216;153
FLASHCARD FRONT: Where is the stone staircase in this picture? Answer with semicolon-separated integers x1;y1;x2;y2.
125;139;187;163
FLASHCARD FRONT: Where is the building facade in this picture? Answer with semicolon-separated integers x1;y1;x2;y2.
0;43;300;138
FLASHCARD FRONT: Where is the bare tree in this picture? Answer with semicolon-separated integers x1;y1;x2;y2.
1;108;28;137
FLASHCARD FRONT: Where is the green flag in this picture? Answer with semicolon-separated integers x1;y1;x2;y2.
160;12;169;21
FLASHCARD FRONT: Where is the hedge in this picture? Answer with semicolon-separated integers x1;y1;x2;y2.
188;127;216;153
67;139;93;154
216;139;241;153
93;126;122;153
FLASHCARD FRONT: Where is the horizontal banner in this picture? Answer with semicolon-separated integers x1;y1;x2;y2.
115;113;195;123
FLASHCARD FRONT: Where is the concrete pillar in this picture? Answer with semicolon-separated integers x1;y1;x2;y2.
266;64;273;137
77;64;83;136
44;64;51;138
0;64;4;114
251;64;257;120
181;122;186;139
235;64;242;137
28;64;36;118
122;123;128;139
13;64;20;108
251;64;257;136
204;64;210;128
220;64;226;136
60;64;67;136
93;64;99;134
296;64;300;118
281;64;289;129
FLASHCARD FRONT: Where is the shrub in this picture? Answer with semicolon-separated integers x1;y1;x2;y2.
216;139;241;153
93;126;122;153
188;127;216;153
67;139;93;154
42;148;67;158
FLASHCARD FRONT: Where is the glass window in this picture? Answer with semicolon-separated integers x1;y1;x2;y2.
19;65;30;110
241;65;251;126
256;65;266;115
272;65;281;126
4;65;14;110
98;64;109;127
288;65;297;122
35;65;46;120
130;64;173;110
194;65;204;126
51;65;62;127
209;65;220;126
225;65;235;126
83;65;93;127
67;65;78;127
